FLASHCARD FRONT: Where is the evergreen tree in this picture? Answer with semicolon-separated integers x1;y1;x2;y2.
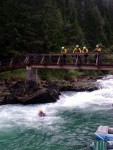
82;0;107;47
0;0;113;57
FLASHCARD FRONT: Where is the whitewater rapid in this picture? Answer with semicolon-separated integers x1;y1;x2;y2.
0;75;113;130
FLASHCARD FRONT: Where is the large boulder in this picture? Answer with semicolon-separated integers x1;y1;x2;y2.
0;80;60;105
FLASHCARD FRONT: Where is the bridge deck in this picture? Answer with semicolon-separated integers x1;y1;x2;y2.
31;64;113;70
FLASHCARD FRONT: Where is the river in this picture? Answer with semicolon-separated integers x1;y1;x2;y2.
0;75;113;150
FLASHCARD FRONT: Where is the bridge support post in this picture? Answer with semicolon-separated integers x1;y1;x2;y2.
96;54;99;65
26;66;36;81
35;68;41;86
26;66;41;86
26;65;32;81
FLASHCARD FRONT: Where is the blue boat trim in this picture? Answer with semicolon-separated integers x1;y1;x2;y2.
95;133;113;141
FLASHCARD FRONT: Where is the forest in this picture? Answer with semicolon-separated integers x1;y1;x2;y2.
0;0;113;58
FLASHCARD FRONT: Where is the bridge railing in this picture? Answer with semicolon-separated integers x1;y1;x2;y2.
0;55;27;72
0;53;113;72
26;53;113;66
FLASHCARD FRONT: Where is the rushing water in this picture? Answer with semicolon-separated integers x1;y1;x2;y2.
0;75;113;150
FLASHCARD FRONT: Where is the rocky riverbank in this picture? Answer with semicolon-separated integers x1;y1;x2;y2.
0;80;60;105
0;75;102;105
44;75;102;91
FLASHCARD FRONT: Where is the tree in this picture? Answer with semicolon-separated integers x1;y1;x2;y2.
82;0;107;47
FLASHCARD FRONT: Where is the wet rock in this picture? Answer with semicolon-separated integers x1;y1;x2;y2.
0;75;102;105
0;80;60;105
10;80;40;97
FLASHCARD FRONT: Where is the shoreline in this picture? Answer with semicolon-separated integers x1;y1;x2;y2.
0;75;102;105
45;75;102;91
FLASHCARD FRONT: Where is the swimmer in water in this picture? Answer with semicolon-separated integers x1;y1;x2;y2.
38;110;46;117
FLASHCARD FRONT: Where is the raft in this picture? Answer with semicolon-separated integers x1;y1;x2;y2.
95;125;113;141
94;140;106;150
89;140;113;150
95;133;113;141
89;125;113;150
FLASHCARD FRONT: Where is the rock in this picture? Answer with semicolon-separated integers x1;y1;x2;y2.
1;93;18;105
9;80;40;97
0;75;102;105
49;76;100;92
0;80;60;105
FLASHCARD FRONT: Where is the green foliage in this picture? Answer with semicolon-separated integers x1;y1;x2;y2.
0;69;26;80
81;70;107;76
0;68;109;81
0;0;113;57
38;68;84;80
39;69;66;80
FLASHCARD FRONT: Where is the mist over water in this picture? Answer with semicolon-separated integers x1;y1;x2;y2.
0;75;113;150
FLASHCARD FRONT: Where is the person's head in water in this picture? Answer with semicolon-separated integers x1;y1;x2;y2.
39;110;44;115
39;109;43;113
39;109;46;117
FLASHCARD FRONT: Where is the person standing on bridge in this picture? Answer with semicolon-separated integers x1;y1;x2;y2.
73;45;81;64
82;46;89;64
94;45;101;65
61;47;67;64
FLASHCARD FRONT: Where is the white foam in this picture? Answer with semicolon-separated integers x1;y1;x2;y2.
0;75;113;129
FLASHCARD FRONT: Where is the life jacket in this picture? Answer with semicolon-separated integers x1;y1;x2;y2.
94;48;101;52
73;48;81;53
61;49;67;54
82;49;88;54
